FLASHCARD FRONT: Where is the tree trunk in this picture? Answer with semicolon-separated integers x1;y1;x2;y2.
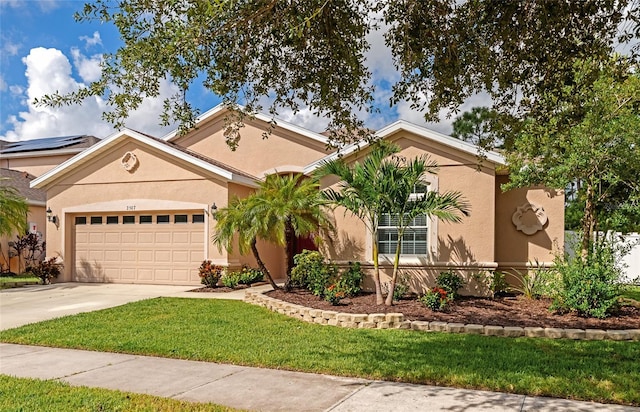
284;217;295;290
251;238;279;290
580;183;596;259
371;230;384;305
384;232;403;306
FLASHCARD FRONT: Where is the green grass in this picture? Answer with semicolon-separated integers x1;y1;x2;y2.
621;285;640;302
0;276;40;288
1;298;639;405
0;375;241;412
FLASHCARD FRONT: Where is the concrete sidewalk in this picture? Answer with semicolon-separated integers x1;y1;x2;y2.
1;343;637;412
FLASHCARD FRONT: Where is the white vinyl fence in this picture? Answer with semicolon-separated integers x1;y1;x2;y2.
565;231;640;284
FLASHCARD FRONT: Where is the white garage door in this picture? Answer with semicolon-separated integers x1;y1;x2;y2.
73;211;205;284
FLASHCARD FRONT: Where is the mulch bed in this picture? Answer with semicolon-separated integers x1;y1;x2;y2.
267;288;640;330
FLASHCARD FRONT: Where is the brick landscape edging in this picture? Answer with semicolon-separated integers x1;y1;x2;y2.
244;290;640;341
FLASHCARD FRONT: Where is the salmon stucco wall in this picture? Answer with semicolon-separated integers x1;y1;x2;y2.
494;175;565;274
173;116;330;178
43;140;232;282
319;131;501;295
1;154;78;177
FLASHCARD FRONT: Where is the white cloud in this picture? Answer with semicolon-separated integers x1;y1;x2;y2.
1;47;178;142
70;48;102;83
80;32;102;49
3;40;20;56
0;75;6;93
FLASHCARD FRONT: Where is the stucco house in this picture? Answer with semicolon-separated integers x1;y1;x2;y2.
28;105;564;294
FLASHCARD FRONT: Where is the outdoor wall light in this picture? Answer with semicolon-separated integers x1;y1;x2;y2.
211;202;218;213
46;207;58;225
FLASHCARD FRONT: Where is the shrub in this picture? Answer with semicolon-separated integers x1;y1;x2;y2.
508;260;557;299
419;287;449;311
221;272;242;288
26;257;62;285
489;271;509;297
436;271;465;300
551;240;623;318
198;260;223;287
238;267;264;285
335;262;363;297
290;250;337;297
324;284;346;305
382;272;411;301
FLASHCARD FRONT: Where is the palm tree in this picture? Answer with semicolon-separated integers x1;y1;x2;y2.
0;180;28;238
0;180;29;274
316;141;399;305
213;174;331;289
381;155;469;306
212;196;279;289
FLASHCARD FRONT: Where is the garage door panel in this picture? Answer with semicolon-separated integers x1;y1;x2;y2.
121;268;137;280
138;232;154;244
105;232;121;244
138;250;154;262
171;269;189;281
154;251;171;262
89;232;105;243
104;250;121;262
121;232;137;243
172;232;190;243
155;232;171;243
73;211;204;285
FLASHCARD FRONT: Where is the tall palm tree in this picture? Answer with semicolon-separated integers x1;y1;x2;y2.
213;174;331;289
316;141;399;305
381;155;469;306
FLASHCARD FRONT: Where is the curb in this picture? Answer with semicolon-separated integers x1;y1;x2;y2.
244;290;640;341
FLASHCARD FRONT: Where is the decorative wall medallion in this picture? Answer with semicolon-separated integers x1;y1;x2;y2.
512;203;548;235
121;152;138;172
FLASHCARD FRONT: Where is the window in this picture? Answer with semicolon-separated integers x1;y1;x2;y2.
192;214;205;223
75;216;86;225
106;216;119;224
156;215;170;224
90;216;103;225
123;216;135;224
378;183;429;255
174;214;188;224
139;215;152;224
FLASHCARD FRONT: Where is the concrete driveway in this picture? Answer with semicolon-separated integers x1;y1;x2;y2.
0;283;214;330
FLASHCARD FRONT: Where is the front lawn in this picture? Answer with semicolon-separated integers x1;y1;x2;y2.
0;275;40;289
0;375;240;412
1;298;639;405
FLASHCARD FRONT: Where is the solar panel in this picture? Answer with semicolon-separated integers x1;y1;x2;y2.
1;135;87;153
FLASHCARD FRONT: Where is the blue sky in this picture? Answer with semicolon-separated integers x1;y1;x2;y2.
0;1;483;142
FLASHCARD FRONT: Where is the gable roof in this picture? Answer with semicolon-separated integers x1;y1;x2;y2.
303;120;506;174
161;103;330;146
31;129;259;190
0;168;46;206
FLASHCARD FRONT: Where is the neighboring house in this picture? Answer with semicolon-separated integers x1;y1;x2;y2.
30;105;564;294
0;136;99;274
0;169;46;272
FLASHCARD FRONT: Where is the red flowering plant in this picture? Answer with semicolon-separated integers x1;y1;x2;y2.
198;260;224;287
324;283;346;306
419;287;450;311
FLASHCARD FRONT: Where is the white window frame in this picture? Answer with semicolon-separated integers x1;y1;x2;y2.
367;174;439;263
378;182;430;257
